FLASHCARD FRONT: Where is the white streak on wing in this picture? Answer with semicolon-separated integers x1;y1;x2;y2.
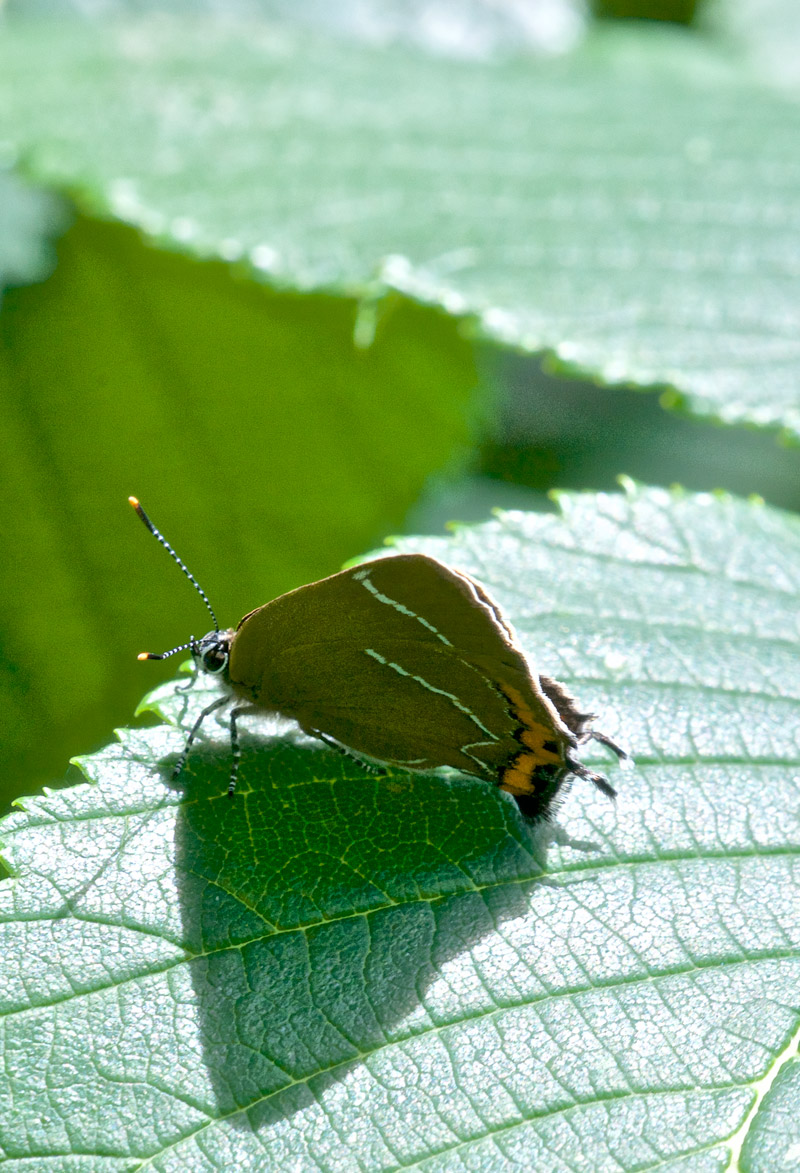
354;569;453;645
364;648;498;743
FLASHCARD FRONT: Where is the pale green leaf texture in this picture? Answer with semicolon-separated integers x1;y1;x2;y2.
2;485;799;1169
0;17;799;434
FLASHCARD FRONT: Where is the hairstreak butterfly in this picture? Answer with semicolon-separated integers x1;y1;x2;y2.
130;497;626;820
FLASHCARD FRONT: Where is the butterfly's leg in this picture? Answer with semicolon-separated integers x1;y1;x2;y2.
173;695;229;780
308;728;388;776
564;749;618;800
227;704;260;797
587;729;629;761
171;659;199;729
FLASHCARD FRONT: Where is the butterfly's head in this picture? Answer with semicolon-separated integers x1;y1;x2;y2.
191;628;234;677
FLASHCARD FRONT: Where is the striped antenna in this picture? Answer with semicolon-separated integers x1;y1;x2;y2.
137;641;196;663
129;497;219;632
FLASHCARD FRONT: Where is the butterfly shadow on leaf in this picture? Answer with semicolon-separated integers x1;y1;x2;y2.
163;717;615;1140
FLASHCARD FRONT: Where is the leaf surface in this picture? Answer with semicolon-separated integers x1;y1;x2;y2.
2;485;799;1169
0;17;798;432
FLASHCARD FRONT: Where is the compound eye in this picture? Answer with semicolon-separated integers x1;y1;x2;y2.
203;648;228;674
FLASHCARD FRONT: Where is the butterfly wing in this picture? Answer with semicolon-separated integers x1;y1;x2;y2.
229;554;570;786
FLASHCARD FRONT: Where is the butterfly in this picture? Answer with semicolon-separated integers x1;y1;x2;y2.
131;498;627;820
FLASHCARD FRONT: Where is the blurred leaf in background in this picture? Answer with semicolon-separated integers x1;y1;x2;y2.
0;165;66;290
2;6;799;430
0;215;479;807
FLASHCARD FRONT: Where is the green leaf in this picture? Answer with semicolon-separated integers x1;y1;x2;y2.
705;0;800;90
0;16;799;435
2;484;798;1168
0;213;478;806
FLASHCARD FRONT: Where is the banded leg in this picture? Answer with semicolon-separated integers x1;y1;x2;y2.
172;655;200;729
173;695;229;780
227;705;258;797
309;728;388;776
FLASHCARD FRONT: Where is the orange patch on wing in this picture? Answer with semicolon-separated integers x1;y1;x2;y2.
499;682;564;763
499;753;540;796
494;679;567;799
520;722;562;760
